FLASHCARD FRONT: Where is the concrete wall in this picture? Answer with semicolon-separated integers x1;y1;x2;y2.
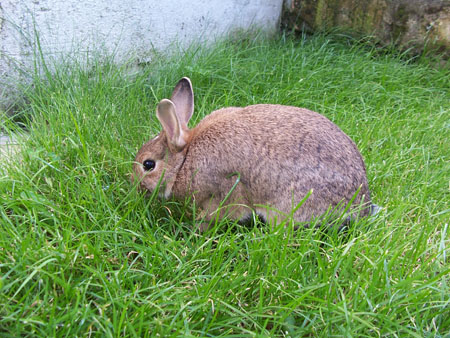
0;0;284;110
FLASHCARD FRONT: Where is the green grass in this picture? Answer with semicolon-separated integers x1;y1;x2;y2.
1;33;449;337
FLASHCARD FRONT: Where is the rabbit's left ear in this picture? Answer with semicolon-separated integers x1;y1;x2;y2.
156;99;187;152
170;77;194;127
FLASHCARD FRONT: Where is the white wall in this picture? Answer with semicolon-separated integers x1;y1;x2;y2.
0;0;284;109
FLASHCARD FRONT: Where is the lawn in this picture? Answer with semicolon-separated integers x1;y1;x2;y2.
1;33;449;337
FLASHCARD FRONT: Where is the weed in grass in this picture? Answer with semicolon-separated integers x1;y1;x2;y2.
0;33;449;336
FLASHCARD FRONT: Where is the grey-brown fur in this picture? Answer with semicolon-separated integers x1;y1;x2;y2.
133;77;372;229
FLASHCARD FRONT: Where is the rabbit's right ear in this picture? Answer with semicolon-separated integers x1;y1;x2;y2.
156;99;187;152
170;77;194;126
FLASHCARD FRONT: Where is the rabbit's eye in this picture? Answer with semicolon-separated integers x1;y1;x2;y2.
143;159;155;171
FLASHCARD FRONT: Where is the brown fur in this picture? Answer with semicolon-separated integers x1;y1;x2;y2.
133;78;371;229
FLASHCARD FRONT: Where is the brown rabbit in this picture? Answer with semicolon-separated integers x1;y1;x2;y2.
133;77;375;230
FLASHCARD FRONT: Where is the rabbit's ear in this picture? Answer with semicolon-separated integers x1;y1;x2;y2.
156;99;187;151
170;77;194;127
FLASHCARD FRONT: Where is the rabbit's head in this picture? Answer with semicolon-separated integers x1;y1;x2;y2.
133;78;194;198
